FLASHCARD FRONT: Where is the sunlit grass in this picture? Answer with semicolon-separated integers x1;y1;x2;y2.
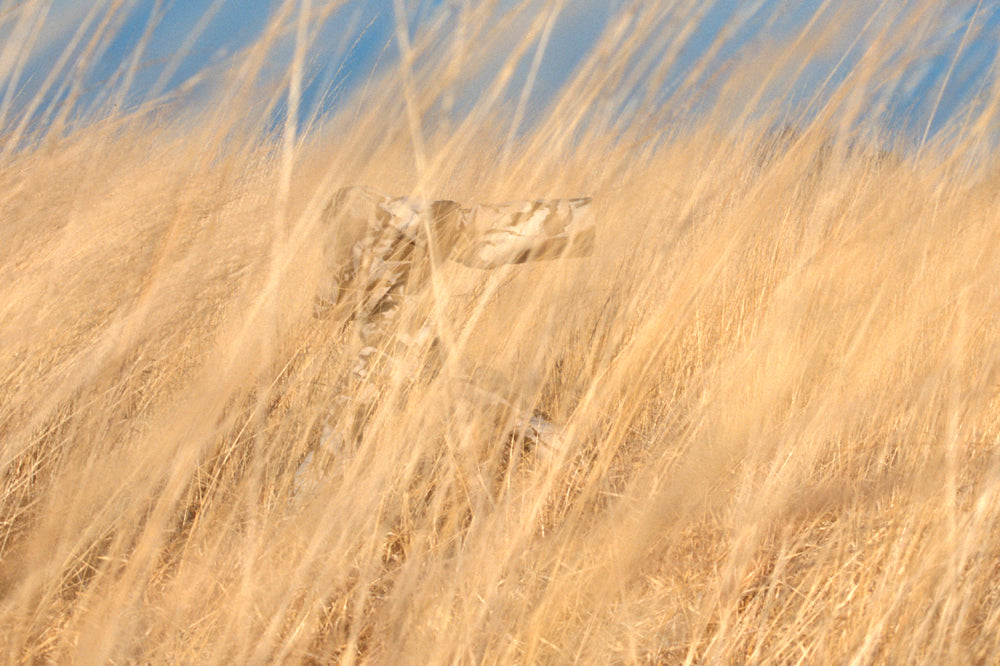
2;1;1000;663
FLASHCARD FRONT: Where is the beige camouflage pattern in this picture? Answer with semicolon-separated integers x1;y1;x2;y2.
313;185;594;457
318;186;594;381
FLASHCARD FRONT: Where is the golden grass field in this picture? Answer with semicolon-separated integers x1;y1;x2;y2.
4;2;1000;663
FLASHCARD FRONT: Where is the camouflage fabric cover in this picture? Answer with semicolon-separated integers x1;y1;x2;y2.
312;185;594;458
318;186;594;382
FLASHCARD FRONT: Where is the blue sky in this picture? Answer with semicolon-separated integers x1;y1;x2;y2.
3;1;999;147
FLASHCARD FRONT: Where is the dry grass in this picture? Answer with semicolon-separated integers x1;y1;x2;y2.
3;1;1000;663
